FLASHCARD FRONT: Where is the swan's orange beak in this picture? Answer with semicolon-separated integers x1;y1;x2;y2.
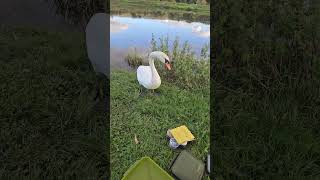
165;63;171;70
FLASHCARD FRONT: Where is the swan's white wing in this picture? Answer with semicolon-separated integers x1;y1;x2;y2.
137;66;152;88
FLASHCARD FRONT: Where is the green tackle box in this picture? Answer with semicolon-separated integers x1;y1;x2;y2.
169;150;205;180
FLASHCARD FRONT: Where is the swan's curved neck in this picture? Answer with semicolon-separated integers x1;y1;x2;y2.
149;56;159;79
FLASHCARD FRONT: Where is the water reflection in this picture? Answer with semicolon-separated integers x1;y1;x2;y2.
110;16;210;70
111;10;210;24
110;19;129;33
195;31;210;38
110;47;149;71
159;19;210;38
192;25;210;38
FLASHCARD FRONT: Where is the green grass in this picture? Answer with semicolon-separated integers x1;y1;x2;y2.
111;36;210;179
110;70;209;179
213;79;320;179
110;0;210;23
0;26;108;179
212;0;320;178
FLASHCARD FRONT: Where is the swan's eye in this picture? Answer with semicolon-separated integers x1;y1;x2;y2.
165;59;169;64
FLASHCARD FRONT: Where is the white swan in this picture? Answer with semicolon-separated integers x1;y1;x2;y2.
137;51;171;91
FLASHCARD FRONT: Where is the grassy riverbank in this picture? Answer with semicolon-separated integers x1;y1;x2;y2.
110;0;210;23
0;26;108;179
110;70;209;179
110;37;210;179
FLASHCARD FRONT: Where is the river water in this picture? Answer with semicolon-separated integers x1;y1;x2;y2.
0;1;210;71
110;16;210;70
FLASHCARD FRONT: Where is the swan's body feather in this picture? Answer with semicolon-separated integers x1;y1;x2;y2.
136;51;170;90
137;66;161;89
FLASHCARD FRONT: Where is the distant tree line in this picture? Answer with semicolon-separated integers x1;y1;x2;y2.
161;0;210;4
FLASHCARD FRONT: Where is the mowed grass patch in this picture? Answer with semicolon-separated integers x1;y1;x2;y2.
110;70;209;179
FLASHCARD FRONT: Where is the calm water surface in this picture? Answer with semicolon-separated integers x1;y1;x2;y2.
110;16;210;70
